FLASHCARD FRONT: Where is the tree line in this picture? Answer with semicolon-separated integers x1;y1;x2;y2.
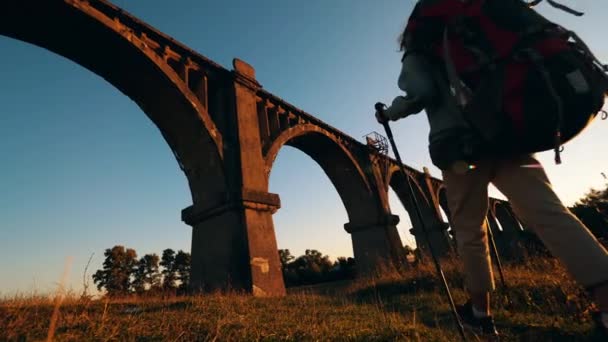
279;249;357;287
570;181;608;241
92;246;361;294
92;246;190;296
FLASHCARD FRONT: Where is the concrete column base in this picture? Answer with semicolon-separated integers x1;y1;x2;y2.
409;221;452;259
183;189;286;296
345;214;406;277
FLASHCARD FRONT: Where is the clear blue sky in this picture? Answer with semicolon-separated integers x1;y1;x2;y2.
1;0;607;296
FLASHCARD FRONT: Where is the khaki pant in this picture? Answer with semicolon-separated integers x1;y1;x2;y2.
442;154;608;293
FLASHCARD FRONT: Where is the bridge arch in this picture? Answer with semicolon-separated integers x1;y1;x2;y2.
265;124;409;275
0;1;226;207
387;167;452;256
387;167;431;211
265;124;376;223
387;167;430;200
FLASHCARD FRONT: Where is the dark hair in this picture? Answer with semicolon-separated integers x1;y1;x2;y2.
398;26;408;52
397;29;405;51
399;1;421;52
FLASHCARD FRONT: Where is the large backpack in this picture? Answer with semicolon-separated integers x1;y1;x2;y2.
404;0;608;165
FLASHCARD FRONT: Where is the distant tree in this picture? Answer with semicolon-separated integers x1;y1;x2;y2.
279;249;299;286
132;253;161;293
332;256;356;280
576;182;608;217
278;249;294;269
570;182;608;239
303;249;333;273
279;249;356;287
92;245;138;296
174;250;191;291
132;258;145;294
570;204;608;239
160;249;177;290
289;249;333;285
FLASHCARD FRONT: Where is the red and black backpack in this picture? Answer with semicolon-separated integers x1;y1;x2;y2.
404;0;608;164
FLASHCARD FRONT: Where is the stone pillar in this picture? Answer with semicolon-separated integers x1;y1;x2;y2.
422;168;455;253
184;206;248;292
183;59;286;296
341;149;408;276
422;168;443;219
344;214;406;276
392;171;451;258
183;191;282;295
232;59;286;296
409;212;451;259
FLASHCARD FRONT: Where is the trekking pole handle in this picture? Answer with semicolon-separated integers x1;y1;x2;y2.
375;102;391;126
375;102;396;142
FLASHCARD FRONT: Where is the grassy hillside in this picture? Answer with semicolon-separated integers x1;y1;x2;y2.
1;257;604;341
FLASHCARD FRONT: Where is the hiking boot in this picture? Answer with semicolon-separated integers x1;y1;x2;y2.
456;300;499;340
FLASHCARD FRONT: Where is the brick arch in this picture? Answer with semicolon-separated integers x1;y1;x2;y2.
0;1;226;207
387;167;430;205
387;168;432;226
264;124;378;223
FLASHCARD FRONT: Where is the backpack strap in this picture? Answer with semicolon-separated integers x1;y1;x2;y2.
442;27;473;108
568;30;608;74
442;24;506;144
527;0;584;17
519;48;565;164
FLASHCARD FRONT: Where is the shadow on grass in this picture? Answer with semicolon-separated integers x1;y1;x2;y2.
290;263;602;341
503;321;602;342
115;300;192;315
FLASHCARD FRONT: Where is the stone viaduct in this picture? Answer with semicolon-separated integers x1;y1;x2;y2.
1;0;532;296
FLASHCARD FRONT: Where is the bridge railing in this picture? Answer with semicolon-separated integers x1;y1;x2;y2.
255;89;365;152
83;0;234;123
88;0;225;73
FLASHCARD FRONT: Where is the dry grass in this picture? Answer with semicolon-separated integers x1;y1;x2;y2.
1;257;604;341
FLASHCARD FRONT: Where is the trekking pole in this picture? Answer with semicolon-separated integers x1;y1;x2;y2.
375;103;467;341
485;218;512;307
485;218;507;290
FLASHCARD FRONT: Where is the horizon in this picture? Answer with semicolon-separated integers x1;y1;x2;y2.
1;0;607;296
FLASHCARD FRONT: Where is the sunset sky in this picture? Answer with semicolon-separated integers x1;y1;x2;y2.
1;0;607;295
